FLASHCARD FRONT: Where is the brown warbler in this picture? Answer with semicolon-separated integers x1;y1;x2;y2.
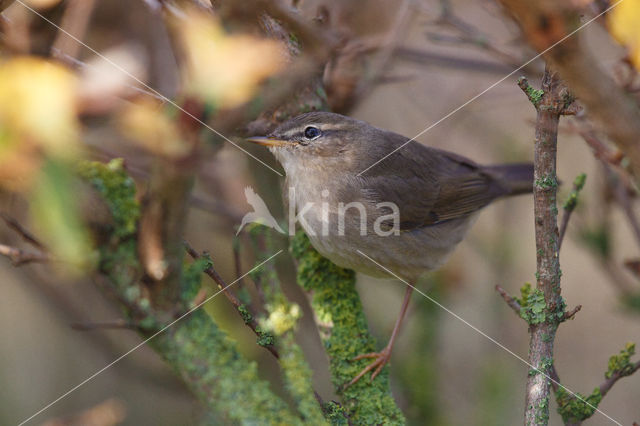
246;111;532;386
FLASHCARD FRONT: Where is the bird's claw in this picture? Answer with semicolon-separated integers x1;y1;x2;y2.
344;346;392;389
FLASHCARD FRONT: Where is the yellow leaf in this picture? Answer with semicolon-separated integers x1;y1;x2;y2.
175;11;285;109
608;0;640;69
0;57;80;188
118;99;190;158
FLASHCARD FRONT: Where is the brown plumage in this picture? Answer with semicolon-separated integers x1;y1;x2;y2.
246;111;533;385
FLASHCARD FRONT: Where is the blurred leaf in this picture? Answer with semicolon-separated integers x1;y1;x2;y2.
0;57;79;188
30;159;93;270
608;0;640;70
78;44;148;115
118;100;188;158
175;11;285;109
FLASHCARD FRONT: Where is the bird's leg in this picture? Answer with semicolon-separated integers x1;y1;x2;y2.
346;285;413;388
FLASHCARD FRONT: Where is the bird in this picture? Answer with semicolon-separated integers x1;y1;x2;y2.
246;111;533;386
236;186;285;235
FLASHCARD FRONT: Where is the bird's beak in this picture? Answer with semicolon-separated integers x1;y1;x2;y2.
245;136;293;147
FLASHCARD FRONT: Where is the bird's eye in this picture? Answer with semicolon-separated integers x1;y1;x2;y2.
303;126;321;140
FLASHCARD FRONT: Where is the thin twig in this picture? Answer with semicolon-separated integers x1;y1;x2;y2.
495;284;521;314
558;173;586;250
599;360;640;398
0;243;50;265
184;240;279;359
1;212;45;249
561;305;582;322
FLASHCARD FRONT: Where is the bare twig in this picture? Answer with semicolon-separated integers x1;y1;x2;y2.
561;305;582;322
432;0;531;71
495;284;521;314
1;212;45;249
0;243;50;265
184;240;279;359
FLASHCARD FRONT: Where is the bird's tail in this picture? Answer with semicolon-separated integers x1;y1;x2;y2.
485;163;534;196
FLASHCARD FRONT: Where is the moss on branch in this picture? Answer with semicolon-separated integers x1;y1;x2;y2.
150;309;299;424
248;229;326;424
290;231;404;425
78;159;300;424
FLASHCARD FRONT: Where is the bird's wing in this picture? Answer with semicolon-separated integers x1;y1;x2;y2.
359;132;508;230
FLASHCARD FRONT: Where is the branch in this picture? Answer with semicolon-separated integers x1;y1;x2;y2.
75;159;300;424
245;229;326;424
599;360;640;398
1;212;46;249
290;231;404;424
558;173;587;250
184;240;280;359
556;343;639;425
519;68;570;425
495;284;522;314
0;243;50;265
498;0;640;183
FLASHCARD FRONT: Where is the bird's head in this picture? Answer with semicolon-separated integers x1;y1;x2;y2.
246;111;376;175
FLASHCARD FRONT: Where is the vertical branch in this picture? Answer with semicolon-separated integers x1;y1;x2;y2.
519;67;571;425
290;231;404;425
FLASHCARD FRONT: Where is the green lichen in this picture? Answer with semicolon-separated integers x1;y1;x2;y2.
81;159;298;424
518;77;544;106
279;334;327;424
77;158;140;238
248;228;326;424
535;396;549;425
555;386;602;424
606;342;636;379
290;231;404;425
518;283;547;325
150;310;299;424
256;329;275;347
238;304;253;324
535;174;558;190
181;257;210;306
528;357;553;377
322;401;349;425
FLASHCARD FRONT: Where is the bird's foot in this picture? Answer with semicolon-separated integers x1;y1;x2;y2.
345;345;392;389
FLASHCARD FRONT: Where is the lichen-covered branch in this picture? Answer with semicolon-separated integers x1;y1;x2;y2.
184;240;280;359
149;309;300;425
291;231;404;425
78;159;300;424
245;228;326;424
519;69;570;425
556;343;639;425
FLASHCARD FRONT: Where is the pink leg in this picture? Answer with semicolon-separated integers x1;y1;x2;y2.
346;285;413;388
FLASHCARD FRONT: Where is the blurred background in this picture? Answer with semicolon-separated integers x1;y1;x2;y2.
0;0;638;425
